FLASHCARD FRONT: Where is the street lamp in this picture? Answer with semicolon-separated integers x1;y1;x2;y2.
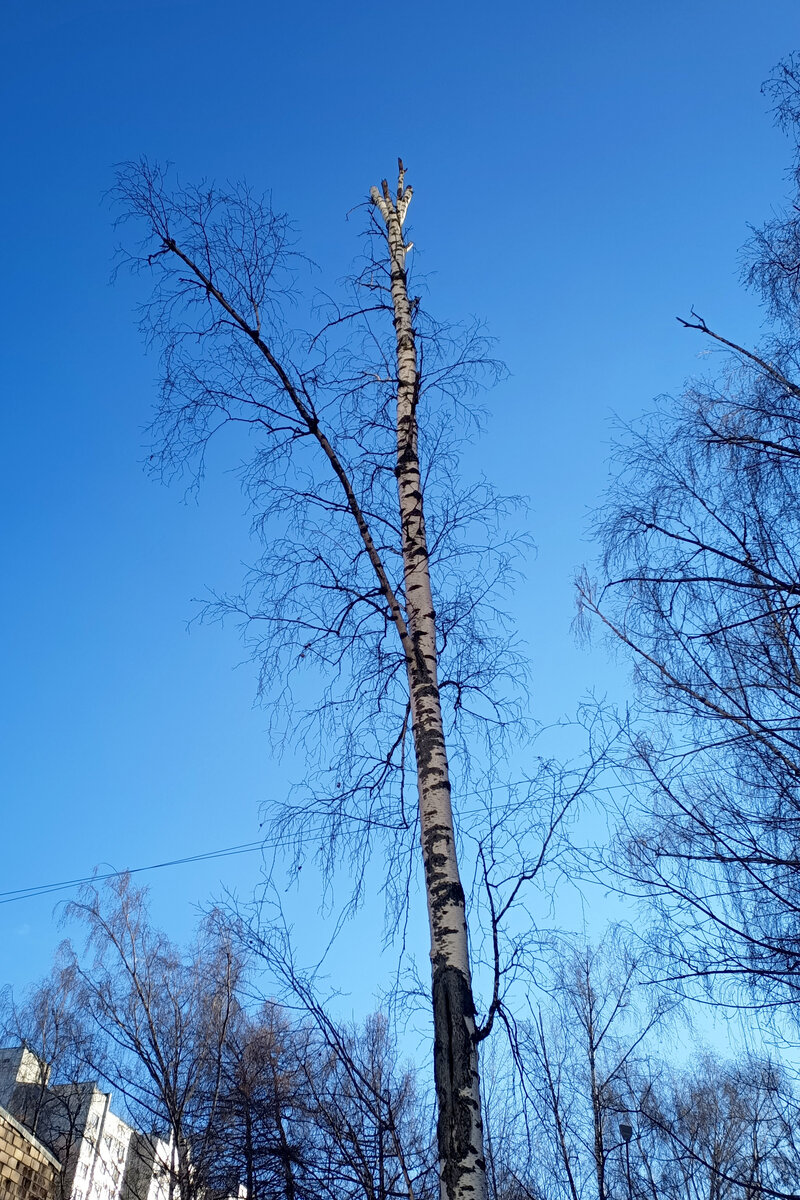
619;1123;633;1200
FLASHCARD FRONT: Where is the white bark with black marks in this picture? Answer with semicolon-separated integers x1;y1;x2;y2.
114;156;495;1200
371;162;487;1200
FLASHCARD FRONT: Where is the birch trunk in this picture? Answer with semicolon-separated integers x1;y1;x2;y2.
120;158;491;1200
370;165;488;1200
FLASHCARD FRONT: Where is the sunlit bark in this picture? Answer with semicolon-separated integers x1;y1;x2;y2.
371;164;487;1200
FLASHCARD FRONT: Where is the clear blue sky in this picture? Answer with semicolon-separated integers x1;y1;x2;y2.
1;0;798;1013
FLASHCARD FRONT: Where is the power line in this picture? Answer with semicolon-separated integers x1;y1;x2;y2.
2;772;612;908
0;823;338;907
0;839;272;906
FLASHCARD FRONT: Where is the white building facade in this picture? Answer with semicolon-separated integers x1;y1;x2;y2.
0;1046;174;1200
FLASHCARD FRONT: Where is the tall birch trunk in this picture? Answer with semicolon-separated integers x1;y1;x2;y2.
119;157;491;1200
371;164;488;1200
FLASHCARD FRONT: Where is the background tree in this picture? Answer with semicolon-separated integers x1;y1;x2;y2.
578;56;800;1030
67;879;438;1200
0;956;97;1200
479;1040;540;1200
629;1054;800;1200
225;903;437;1200
205;1003;314;1200
510;937;670;1200
13;892;800;1200
298;1013;434;1200
65;875;242;1198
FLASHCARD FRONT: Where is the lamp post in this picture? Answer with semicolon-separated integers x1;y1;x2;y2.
619;1123;633;1200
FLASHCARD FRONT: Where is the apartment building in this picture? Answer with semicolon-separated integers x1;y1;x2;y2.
0;1047;172;1200
0;1100;61;1200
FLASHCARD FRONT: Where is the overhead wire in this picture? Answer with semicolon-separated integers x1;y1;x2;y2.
0;832;318;907
1;773;619;907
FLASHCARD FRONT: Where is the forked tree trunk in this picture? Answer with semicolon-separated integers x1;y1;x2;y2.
371;165;487;1200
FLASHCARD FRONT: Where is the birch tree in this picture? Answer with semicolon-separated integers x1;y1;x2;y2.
114;158;528;1200
512;938;670;1200
578;58;800;1023
369;168;486;1200
65;876;241;1199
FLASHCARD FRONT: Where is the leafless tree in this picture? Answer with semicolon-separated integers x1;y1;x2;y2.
485;935;800;1200
64;875;241;1199
225;905;437;1200
0;955;97;1199
629;1054;800;1200
14;882;434;1200
578;57;800;1031
512;936;671;1200
112;154;539;1200
479;1039;541;1200
298;1013;435;1200
203;1001;319;1200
